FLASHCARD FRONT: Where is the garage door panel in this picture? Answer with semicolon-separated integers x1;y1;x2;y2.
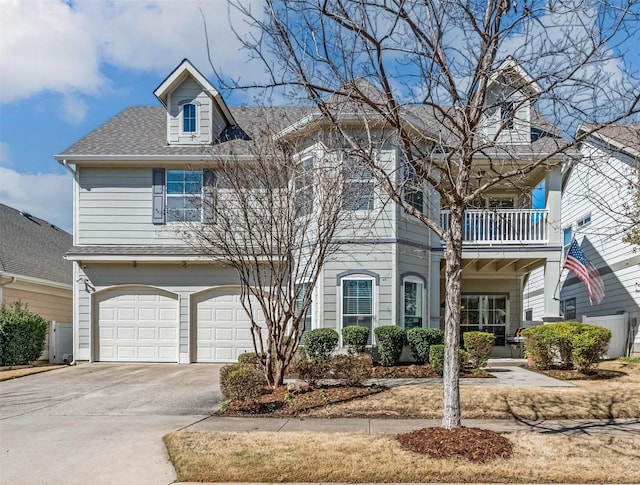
196;290;263;363
97;288;178;362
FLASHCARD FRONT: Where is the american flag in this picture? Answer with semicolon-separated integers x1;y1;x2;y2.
563;240;605;305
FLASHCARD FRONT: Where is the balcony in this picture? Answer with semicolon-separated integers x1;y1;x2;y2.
440;209;548;245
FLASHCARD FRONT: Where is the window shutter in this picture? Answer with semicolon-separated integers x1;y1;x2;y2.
152;168;166;224
203;169;216;223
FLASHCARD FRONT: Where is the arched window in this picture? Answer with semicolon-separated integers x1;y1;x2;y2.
183;103;196;133
402;274;425;330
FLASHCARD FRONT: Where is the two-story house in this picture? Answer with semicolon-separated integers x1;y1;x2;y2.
524;124;640;353
56;59;567;363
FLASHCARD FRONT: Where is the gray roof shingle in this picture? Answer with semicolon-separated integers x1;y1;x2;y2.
0;204;73;285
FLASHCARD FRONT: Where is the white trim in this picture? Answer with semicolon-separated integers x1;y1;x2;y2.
0;272;72;291
338;274;377;346
401;275;426;330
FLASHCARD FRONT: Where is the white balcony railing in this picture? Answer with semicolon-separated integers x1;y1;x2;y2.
439;209;548;245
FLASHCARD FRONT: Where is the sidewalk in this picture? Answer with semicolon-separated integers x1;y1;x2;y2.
184;416;640;436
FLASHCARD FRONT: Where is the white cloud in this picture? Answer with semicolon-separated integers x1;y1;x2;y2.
0;0;263;104
0;168;72;233
61;94;89;124
0;142;12;167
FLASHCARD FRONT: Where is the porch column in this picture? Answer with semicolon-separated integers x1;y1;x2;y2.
543;258;561;321
545;169;562;246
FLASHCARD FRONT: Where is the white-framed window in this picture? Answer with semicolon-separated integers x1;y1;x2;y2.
183;103;197;132
342;156;374;211
402;163;424;213
402;276;424;330
577;214;592;228
501;101;515;129
460;294;508;346
563;226;573;257
294;282;313;336
166;170;203;222
294;156;314;217
340;276;375;344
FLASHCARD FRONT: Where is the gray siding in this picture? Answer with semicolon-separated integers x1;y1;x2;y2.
77;167;183;245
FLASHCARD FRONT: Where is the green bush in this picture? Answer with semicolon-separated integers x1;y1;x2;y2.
463;331;495;369
342;325;370;354
289;351;330;386
374;325;406;367
406;327;444;364
0;302;47;366
237;352;260;366
219;363;266;403
569;325;611;373
522;322;611;371
429;345;468;376
303;328;339;360
329;353;373;386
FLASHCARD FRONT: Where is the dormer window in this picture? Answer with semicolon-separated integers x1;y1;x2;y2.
501;101;515;130
183;103;197;133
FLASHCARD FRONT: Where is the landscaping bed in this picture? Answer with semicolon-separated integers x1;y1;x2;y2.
219;384;385;416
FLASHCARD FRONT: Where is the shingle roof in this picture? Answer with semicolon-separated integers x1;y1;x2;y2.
58;102;570;160
0;204;73;285
582;123;640;154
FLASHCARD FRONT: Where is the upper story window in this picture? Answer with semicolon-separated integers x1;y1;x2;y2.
577;214;592;228
501;101;515;130
183;103;197;133
402;163;424;213
294;157;314;217
167;170;203;222
342;158;374;211
563;226;573;257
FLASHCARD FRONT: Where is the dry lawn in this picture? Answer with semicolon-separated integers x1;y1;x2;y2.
164;430;640;483
0;364;66;382
304;359;640;420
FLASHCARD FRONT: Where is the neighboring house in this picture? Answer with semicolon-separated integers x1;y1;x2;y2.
56;59;568;363
0;203;73;359
523;124;640;353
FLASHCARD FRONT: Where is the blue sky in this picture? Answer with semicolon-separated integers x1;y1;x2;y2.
1;0;638;234
0;0;261;233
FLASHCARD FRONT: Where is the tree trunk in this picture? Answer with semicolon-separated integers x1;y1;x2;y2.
442;206;464;429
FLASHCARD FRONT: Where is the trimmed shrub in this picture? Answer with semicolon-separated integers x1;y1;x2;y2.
569;326;611;373
429;345;468;376
522;322;612;371
342;325;370;354
237;352;260;366
406;327;444;364
463;331;495;369
0;302;47;366
303;328;339;360
219;363;266;403
329;353;373;386
289;351;330;386
374;325;406;367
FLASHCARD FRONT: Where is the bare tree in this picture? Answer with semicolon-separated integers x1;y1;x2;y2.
220;0;640;427
178;110;346;387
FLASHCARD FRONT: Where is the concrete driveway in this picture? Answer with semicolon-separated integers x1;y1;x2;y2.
0;363;224;485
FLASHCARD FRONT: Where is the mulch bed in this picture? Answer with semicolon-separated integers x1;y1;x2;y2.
396;427;513;462
219;384;385;416
527;366;626;381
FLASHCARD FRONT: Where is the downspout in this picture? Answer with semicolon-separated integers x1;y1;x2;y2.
60;159;76;176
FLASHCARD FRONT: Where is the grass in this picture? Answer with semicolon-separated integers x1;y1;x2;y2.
0;363;66;381
164;430;640;483
302;359;640;420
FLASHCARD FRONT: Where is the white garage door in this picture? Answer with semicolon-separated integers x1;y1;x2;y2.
195;289;263;362
97;288;178;362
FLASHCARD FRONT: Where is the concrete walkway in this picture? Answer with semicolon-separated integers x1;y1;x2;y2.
185;416;640;436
